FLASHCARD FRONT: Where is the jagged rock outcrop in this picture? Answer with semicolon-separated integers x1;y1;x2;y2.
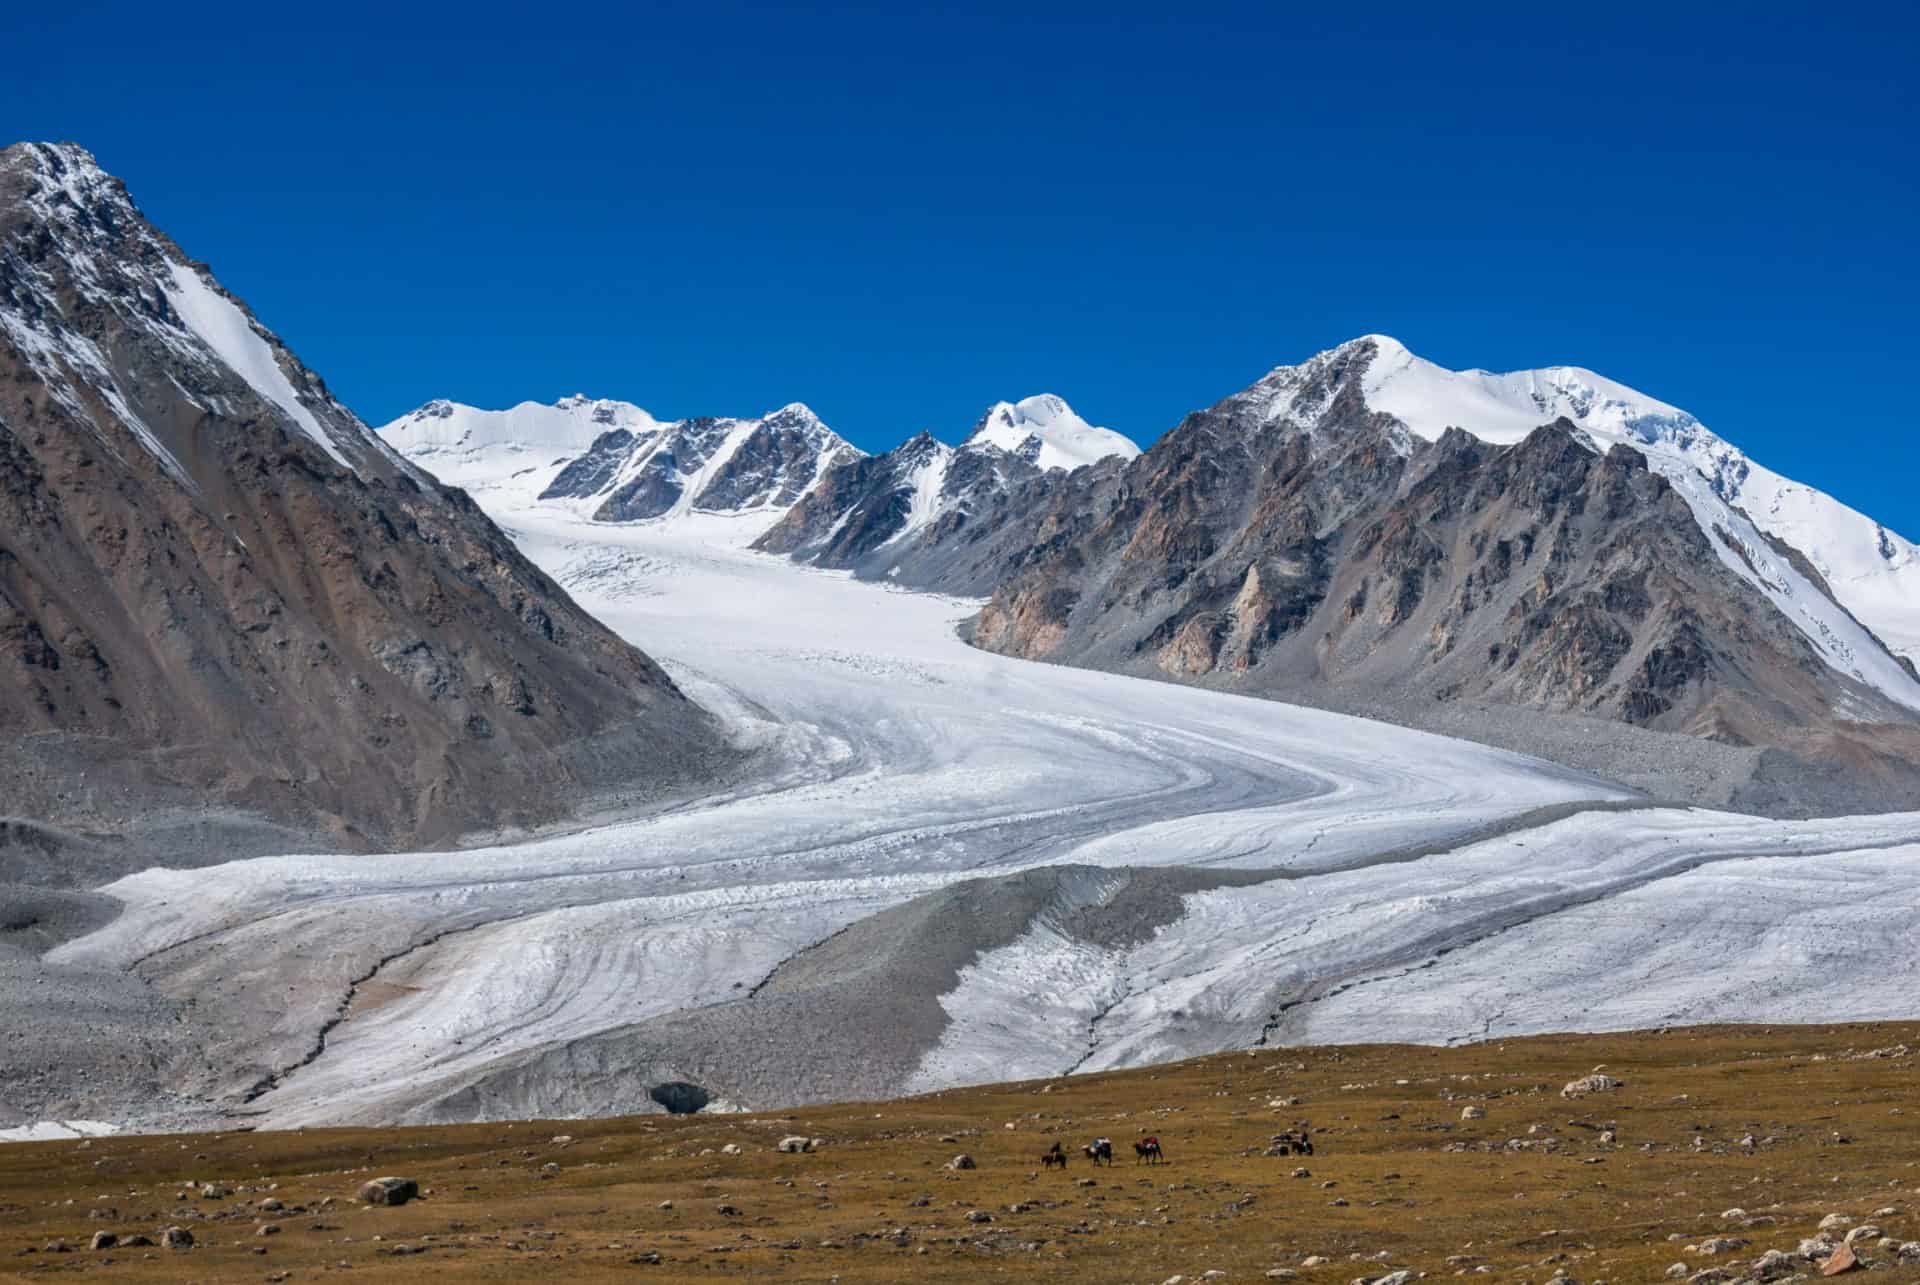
0;142;728;868
753;394;1136;576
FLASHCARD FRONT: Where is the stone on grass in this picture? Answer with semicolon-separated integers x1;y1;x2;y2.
1560;1072;1622;1099
161;1226;194;1249
358;1176;419;1207
946;1154;976;1171
777;1136;813;1153
1820;1241;1859;1276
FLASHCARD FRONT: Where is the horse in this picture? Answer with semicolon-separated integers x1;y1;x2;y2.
1041;1141;1068;1170
1271;1128;1314;1156
1134;1136;1164;1164
1082;1137;1114;1166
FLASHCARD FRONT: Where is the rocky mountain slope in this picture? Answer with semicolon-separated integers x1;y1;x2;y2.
756;338;1920;812
0;142;727;872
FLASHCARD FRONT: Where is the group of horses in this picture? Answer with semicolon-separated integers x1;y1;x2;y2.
1037;1126;1314;1170
1040;1136;1163;1168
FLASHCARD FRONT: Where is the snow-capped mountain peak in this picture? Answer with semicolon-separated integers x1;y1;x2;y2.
1353;335;1701;450
383;394;661;457
1301;335;1920;687
966;394;1140;471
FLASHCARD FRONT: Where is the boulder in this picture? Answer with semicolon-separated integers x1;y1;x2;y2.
88;1231;117;1250
1461;1105;1486;1120
1560;1073;1622;1099
777;1136;814;1153
946;1154;976;1171
1820;1241;1859;1275
358;1176;420;1207
161;1226;194;1249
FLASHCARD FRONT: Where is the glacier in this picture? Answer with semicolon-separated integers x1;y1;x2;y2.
39;501;1920;1130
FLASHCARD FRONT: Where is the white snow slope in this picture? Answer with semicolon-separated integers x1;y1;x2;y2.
966;393;1141;471
381;394;661;493
1350;334;1920;686
46;499;1920;1130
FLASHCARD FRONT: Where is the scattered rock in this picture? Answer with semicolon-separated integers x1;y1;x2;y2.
966;1209;994;1224
358;1177;420;1207
161;1226;194;1249
1561;1073;1623;1099
946;1154;976;1171
720;1143;742;1156
87;1231;116;1250
1820;1241;1859;1275
1461;1106;1487;1120
778;1136;814;1154
257;1222;281;1237
1818;1214;1855;1232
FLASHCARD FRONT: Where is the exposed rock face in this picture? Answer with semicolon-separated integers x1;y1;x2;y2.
753;426;1062;575
0;142;727;866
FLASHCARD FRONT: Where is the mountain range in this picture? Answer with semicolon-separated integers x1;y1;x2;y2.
384;345;1920;815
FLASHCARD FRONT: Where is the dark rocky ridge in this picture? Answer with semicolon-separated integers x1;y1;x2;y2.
0;142;730;872
541;402;857;522
753;430;1049;570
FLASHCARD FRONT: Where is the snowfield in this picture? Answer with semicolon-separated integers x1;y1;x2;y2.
41;507;1920;1131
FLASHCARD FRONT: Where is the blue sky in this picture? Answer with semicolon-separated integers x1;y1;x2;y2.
7;2;1917;535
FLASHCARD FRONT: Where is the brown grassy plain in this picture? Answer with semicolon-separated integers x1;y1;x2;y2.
5;1023;1920;1283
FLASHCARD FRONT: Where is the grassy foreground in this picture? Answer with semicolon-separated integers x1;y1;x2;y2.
5;1023;1920;1283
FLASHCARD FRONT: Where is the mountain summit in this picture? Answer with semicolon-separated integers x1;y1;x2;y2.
964;394;1140;472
